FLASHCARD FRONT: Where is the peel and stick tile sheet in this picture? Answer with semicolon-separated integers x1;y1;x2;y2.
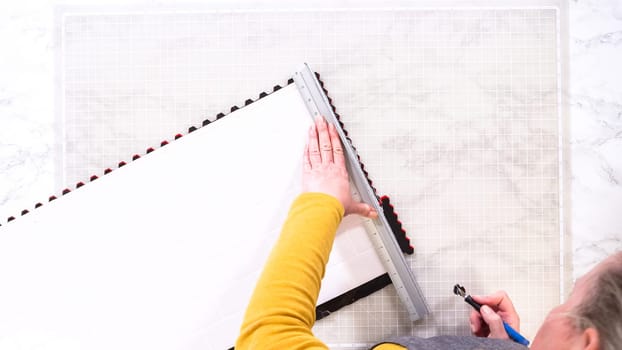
0;84;393;350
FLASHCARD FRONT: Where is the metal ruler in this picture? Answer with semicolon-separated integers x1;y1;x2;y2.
293;63;429;321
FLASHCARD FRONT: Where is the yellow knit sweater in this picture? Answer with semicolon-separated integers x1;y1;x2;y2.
235;193;404;350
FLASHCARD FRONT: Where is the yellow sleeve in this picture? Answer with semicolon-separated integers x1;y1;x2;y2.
235;192;345;350
372;344;407;350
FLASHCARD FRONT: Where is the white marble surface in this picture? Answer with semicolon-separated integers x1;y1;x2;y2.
567;0;622;278
0;0;620;347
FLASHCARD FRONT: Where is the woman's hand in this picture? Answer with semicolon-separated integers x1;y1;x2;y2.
469;290;521;340
303;116;377;218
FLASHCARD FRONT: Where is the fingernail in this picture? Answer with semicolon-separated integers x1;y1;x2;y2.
370;208;378;218
470;324;476;333
481;305;492;315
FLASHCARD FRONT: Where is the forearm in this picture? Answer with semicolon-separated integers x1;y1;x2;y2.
235;192;344;349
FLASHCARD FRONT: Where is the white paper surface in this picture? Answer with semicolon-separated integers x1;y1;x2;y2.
0;85;385;350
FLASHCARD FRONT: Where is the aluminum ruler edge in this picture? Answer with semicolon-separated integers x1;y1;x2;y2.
293;63;429;321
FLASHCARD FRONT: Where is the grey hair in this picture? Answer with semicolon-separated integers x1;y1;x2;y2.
573;252;622;350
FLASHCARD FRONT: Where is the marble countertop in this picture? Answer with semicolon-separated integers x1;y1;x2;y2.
567;0;622;277
0;0;620;343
